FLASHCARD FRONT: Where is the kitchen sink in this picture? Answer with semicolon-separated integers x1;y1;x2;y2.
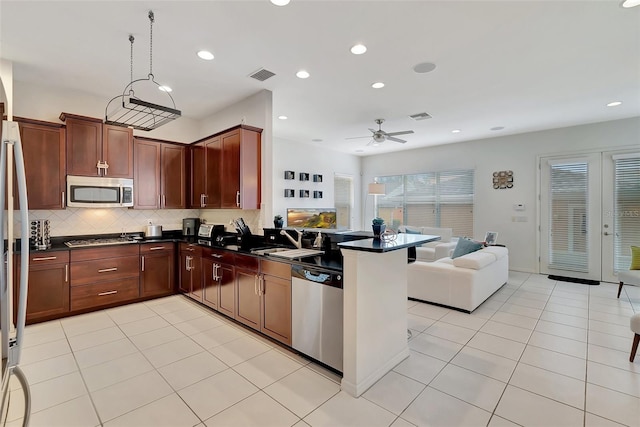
250;247;291;255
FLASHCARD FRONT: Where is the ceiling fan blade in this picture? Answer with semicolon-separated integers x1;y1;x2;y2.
368;128;377;133
386;136;407;143
346;136;373;140
385;130;414;137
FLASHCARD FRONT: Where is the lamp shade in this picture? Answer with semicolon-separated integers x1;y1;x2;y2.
368;183;386;195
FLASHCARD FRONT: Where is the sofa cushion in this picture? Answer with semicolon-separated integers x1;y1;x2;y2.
452;251;497;270
421;227;452;243
481;246;508;260
399;225;422;234
452;238;483;259
631;246;640;270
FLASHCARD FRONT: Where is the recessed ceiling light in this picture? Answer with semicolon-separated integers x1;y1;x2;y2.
413;62;437;74
296;70;310;79
158;85;172;92
452;129;461;134
270;0;290;6
278;115;288;120
622;0;640;8
350;44;367;55
311;138;323;142
197;50;214;60
607;101;623;107
490;126;505;131
371;82;385;89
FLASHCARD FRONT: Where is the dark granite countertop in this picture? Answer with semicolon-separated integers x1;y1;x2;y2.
338;234;440;253
12;231;345;272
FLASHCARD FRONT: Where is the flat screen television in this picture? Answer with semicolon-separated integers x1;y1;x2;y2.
286;208;337;229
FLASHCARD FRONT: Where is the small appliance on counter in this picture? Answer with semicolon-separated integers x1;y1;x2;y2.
182;218;200;237
30;219;51;250
198;224;225;239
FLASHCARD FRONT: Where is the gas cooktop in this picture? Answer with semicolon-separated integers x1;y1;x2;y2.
64;238;137;248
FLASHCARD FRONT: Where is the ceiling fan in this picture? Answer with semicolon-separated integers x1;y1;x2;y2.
346;118;414;145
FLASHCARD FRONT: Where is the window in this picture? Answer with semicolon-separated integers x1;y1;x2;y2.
334;174;353;230
375;169;474;237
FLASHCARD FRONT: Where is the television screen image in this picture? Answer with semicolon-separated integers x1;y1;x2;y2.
286;208;337;229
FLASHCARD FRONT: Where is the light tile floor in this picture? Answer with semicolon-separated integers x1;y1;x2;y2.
6;272;640;427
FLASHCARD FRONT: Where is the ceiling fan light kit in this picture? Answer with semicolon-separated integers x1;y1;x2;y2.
346;118;414;146
105;10;181;131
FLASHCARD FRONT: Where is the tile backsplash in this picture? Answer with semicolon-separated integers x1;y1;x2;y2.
19;208;262;237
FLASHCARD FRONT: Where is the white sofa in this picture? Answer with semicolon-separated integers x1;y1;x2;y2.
407;246;508;312
398;226;458;262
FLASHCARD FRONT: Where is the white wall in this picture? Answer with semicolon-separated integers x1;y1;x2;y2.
0;59;13;119
362;117;640;273
272;138;361;228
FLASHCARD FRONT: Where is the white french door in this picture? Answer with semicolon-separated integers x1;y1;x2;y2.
540;150;640;283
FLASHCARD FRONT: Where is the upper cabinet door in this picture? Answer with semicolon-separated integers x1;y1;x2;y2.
161;143;186;209
189;143;205;208
103;124;133;178
220;130;240;209
205;136;222;208
65;116;102;177
220;128;261;209
133;138;161;209
17;119;66;210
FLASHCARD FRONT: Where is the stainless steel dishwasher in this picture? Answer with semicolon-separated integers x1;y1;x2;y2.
291;264;343;372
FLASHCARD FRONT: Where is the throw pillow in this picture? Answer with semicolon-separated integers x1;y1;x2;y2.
451;237;483;259
404;228;422;235
631;246;640;270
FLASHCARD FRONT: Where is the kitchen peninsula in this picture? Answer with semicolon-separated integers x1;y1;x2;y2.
339;233;439;397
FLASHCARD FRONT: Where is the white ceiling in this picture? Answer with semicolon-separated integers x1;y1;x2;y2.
1;0;639;156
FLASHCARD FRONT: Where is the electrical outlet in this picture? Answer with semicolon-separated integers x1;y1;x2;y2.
147;219;153;225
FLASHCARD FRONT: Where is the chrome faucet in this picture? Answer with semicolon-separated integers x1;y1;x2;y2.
280;229;302;249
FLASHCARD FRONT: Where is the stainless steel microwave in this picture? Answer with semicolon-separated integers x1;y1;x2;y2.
66;175;134;208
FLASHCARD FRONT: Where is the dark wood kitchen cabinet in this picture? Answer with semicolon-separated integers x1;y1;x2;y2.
179;243;202;301
234;253;261;329
189;135;221;208
14;251;70;324
260;259;292;345
69;245;140;311
13;117;66;210
61;113;133;178
190;125;261;209
140;242;175;298
201;247;234;313
134;137;186;209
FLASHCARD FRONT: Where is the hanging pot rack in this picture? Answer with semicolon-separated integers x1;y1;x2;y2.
105;10;181;131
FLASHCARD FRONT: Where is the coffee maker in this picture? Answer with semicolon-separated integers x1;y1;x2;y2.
182;218;200;237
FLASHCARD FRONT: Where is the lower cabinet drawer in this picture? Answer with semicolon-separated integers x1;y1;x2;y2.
71;256;139;286
70;278;140;311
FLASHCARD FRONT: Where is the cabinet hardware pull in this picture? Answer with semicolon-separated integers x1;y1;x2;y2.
141;256;145;272
162;194;166;207
65;264;68;283
149;247;165;251
158;194;161;206
211;254;223;258
236;191;240;207
200;194;205;207
61;191;65;207
98;290;118;296
212;264;217;281
32;256;57;261
98;267;117;273
254;275;258;295
260;276;265;295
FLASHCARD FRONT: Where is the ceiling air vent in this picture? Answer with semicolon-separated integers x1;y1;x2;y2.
249;68;276;81
409;112;432;121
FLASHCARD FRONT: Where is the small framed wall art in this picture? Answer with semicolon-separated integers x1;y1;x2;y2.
284;170;295;180
313;174;323;183
492;170;514;189
300;189;310;198
299;172;310;181
313;191;323;199
284;189;295;198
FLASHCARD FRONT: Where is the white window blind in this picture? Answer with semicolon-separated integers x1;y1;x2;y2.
334;174;353;230
376;169;474;237
613;156;640;272
548;162;589;273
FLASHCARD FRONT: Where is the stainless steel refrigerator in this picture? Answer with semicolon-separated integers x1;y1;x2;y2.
0;120;31;426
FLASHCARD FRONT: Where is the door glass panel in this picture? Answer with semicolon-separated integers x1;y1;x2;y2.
548;162;589;273
613;155;640;272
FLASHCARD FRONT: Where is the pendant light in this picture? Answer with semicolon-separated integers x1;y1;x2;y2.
105;10;181;131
